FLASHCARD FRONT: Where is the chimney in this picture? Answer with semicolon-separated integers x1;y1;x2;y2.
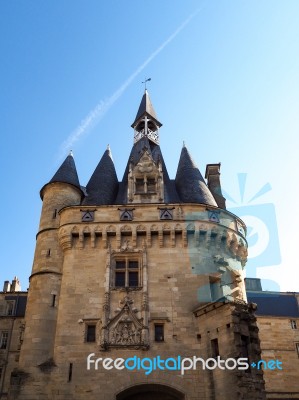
205;163;226;209
11;276;21;292
3;281;11;292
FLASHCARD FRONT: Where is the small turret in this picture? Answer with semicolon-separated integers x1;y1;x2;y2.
19;152;84;368
39;152;83;232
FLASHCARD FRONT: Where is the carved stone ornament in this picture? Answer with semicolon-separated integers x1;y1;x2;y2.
100;296;149;350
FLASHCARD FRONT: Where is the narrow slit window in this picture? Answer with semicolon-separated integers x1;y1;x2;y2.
68;363;73;382
154;324;164;342
51;295;56;307
211;338;219;358
86;325;96;342
53;209;58;219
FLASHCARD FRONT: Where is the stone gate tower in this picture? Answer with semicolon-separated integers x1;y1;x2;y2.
10;91;265;400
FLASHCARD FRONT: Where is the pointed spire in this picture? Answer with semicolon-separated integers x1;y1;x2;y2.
175;146;218;206
132;90;162;127
50;153;81;188
40;153;82;199
83;147;119;205
131;90;162;145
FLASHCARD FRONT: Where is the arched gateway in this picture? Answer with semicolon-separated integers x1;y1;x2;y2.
116;384;185;400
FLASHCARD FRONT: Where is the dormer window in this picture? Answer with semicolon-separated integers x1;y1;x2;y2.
127;148;164;203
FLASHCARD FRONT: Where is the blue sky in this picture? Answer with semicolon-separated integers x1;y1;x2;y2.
1;0;298;292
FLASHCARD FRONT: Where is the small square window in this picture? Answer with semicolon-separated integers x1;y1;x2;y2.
154;324;164;342
86;325;96;342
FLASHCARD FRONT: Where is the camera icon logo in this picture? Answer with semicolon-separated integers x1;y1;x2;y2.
225;174;281;270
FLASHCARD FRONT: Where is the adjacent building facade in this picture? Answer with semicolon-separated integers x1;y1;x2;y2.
0;278;27;398
246;278;299;399
2;92;268;399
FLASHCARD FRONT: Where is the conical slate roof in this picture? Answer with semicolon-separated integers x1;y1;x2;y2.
40;152;82;199
131;90;162;127
83;147;119;205
50;153;81;188
175;145;217;206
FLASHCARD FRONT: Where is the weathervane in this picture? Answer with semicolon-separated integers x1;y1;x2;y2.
142;77;151;90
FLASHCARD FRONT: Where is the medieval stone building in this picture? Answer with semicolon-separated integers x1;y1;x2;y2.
5;91;266;399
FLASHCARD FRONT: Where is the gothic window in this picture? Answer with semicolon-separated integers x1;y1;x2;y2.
86;325;96;342
0;331;9;349
113;259;141;288
154;324;164;342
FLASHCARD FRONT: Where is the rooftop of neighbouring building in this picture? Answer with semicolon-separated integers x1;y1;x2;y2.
245;278;299;318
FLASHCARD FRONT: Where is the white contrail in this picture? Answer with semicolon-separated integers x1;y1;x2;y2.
60;7;203;156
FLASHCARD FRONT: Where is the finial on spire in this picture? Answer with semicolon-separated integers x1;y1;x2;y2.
142;77;151;90
183;141;186;148
69;150;73;157
107;144;110;151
